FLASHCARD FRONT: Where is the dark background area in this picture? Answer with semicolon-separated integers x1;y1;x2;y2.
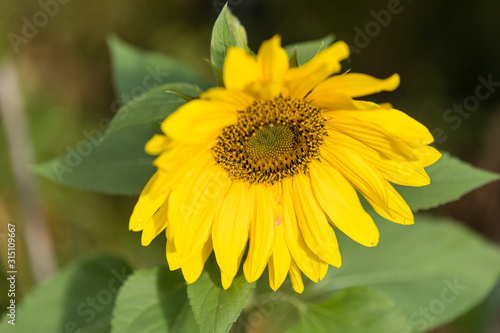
0;0;499;332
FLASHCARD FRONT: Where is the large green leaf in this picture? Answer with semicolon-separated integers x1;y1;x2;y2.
111;266;198;333
108;35;211;103
105;83;199;137
288;287;407;333
396;152;500;211
300;215;500;332
187;257;255;333
210;4;249;78
0;256;132;332
283;35;335;65
32;122;158;195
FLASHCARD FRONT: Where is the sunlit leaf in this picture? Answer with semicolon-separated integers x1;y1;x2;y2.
33;122;158;195
0;256;132;332
187;257;255;333
111;266;198;333
396;152;500;211
108;35;211;104
288;287;407;333
301;215;500;332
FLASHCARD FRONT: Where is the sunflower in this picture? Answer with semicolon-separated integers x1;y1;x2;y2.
129;35;440;293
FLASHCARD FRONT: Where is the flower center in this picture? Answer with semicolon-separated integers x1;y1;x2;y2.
246;125;295;160
212;96;327;185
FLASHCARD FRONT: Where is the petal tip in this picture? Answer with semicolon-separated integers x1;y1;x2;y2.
388;73;401;91
333;41;350;60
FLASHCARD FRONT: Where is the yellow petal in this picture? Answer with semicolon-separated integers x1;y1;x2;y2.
331;109;434;144
366;184;414;225
181;238;213;284
166;236;182;270
145;134;170;155
282;178;327;282
223;47;260;91
312;73;400;98
213;182;252;281
129;171;170;231
257;35;289;86
162;149;215;237
309;94;388;112
307;91;358;110
321;145;390;214
325;133;430;187
202;87;254;110
153;143;211;179
325;111;437;167
322;141;414;224
161;99;237;144
413;145;442;167
168;161;230;264
268;198;292;290
285;41;349;99
141;200;169;246
243;184;276;282
166;226;207;271
325;118;415;162
310;160;379;247
291;173;341;267
289;260;304;294
221;270;235;290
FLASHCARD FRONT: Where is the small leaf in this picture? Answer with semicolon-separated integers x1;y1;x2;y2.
0;256;132;332
283;35;335;65
210;4;249;79
105;83;199;137
111;266;199;333
108;35;211;104
288;287;408;333
396;152;500;211
32;122;158;195
187;256;256;333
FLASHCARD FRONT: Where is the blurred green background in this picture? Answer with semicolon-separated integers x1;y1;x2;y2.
0;0;499;332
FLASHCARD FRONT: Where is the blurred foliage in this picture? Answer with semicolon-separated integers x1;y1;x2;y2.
0;0;499;332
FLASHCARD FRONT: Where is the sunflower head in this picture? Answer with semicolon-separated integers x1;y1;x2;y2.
130;35;440;293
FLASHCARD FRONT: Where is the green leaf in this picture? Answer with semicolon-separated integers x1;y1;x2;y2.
396;152;500;211
111;266;199;333
303;215;500;332
283;35;335;65
0;256;132;332
108;35;211;104
32;122;158;195
210;4;249;77
187;256;256;333
105;83;199;137
288;287;408;333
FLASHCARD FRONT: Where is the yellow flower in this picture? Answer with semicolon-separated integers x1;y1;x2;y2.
129;35;440;293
